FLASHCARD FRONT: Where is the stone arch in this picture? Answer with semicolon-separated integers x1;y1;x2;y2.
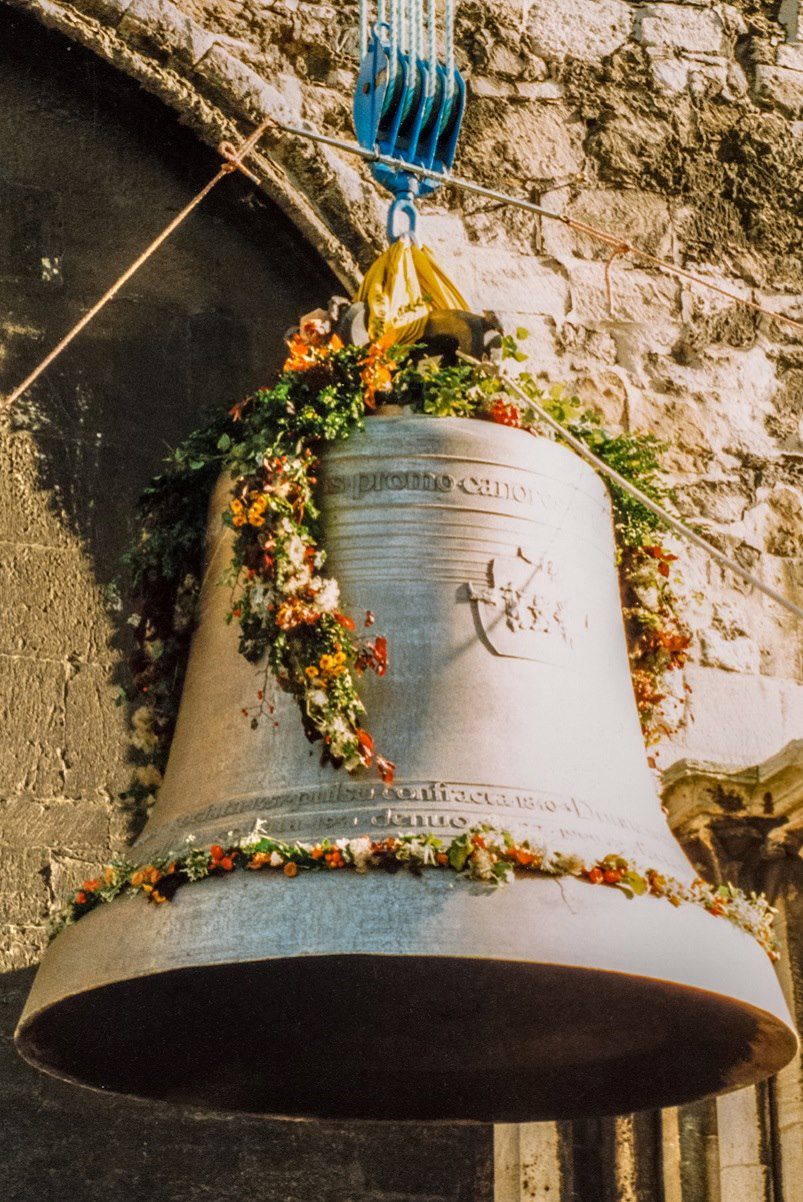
7;0;390;290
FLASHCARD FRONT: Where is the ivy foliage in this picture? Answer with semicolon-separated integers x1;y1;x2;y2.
118;332;690;828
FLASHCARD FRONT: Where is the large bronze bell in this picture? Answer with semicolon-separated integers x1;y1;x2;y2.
16;411;797;1121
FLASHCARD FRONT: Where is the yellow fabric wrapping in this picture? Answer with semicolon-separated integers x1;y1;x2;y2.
354;240;469;344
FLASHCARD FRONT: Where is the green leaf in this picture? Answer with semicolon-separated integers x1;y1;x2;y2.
217;433;232;451
448;839;471;872
622;871;647;896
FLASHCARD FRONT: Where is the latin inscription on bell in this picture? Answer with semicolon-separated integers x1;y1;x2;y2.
145;417;691;883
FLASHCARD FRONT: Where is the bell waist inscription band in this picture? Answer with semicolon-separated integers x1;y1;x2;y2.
136;778;687;873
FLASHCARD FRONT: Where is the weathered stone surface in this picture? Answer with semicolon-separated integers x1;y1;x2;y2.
669;664;802;767
754;63;803;115
0;655;67;798
563;259;681;325
117;0;214;63
636;5;730;55
461;99;585;186
63;662;129;800
700;625;761;673
525;0;633;62
0;544;109;661
194;43;302;121
0;0;801;1197
777;42;803;73
564;187;674;260
469;249;570;316
0;798;110;853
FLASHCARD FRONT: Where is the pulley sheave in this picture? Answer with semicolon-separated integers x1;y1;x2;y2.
353;3;466;241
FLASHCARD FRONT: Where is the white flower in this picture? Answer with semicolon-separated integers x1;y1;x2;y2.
285;533;307;568
348;836;374;873
326;715;357;761
307;688;328;710
314;578;340;613
269;851;284;868
471;848;495;881
240;818;269;850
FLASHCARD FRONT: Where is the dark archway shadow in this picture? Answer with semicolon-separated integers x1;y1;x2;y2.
0;13;495;1197
0;3;337;580
1;968;492;1200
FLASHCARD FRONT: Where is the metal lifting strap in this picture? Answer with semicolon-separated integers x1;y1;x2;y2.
352;0;465;242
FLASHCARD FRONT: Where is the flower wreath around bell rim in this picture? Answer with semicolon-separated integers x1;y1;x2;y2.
101;321;764;958
54;823;778;960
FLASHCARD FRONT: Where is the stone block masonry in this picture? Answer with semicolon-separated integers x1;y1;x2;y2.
0;0;801;1198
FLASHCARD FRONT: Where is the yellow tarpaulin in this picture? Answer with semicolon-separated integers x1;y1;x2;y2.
355;239;468;344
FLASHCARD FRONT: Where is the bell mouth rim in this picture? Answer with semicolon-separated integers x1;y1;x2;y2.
15;949;798;1123
15;872;798;1124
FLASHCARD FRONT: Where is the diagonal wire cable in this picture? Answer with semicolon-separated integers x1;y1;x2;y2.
1;117;273;414
459;353;803;622
270;118;803;335
4;114;802;416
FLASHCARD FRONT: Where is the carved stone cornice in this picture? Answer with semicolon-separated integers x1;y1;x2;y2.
662;740;803;886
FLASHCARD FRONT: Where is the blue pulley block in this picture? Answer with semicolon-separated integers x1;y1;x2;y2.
353;24;466;235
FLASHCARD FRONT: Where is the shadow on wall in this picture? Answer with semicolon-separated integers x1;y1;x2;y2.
0;2;338;846
0;14;491;1200
0;5;337;579
0;967;493;1201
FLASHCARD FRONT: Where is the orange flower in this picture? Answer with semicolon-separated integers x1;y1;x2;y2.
210;845;235;871
376;754;395;785
131;865;160;889
355;728;374;766
283;333;317;373
75;891;88;905
283;861;299;878
81;878;100;893
283;331;343;374
249;852;271;870
586;867;604;885
489;398;521;428
360;337;397;408
275;599;320;631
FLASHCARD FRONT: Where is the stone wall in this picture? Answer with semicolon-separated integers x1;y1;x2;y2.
0;9;492;1199
0;0;801;1197
11;0;799;768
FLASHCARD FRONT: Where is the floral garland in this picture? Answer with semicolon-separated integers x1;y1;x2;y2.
118;319;691;827
221;326;401;779
52;824;778;959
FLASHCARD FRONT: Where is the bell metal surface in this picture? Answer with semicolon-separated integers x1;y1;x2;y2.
16;412;797;1121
